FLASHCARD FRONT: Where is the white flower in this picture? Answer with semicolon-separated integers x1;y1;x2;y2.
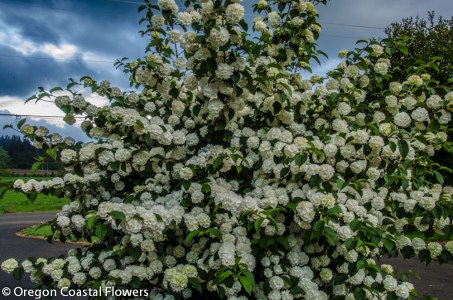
254;19;267;31
267;11;281;28
13;179;25;189
350;160;366;174
385;95;398;108
427;242;442;258
115;148;131;162
225;3;244;23
57;216;71;228
216;63;234;80
393;112;411;128
437;110;451;124
168;29;183;44
320;268;333;282
374;62;388;75
411;107;429;122
172;130;186;145
426;95;443;109
177;12;193;26
1;258;18;274
389;82;402;94
407;75;423;86
337;102;352;116
179;167;193;180
319;164;335;181
395;284;410;298
379;123;393;136
445;241;453;254
151;15;165;28
208;27;230;49
269;276;285;290
411;237;426;252
157;0;178;13
370;44;383;56
61;149;77;164
296;201;315;223
383;275;397;292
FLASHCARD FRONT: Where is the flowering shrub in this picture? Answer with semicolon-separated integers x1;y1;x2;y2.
2;0;453;299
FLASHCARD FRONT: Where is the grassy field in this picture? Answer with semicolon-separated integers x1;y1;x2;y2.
0;176;69;213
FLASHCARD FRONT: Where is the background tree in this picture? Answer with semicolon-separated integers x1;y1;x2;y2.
385;12;453;184
384;11;453;85
0;147;11;170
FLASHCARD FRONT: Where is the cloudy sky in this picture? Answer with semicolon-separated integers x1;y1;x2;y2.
0;0;452;141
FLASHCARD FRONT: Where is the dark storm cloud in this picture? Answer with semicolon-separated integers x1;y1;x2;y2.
0;43;127;98
0;0;148;97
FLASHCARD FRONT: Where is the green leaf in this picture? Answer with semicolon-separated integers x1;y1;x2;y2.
254;217;265;232
311;220;325;240
242;268;255;287
383;238;394;253
389;141;397;152
350;219;361;231
276;236;290;250
189;277;202;294
396;43;409;56
239;275;253;295
433;171;444;185
17;118;27;129
201;183;211;193
398;140;409;160
95;224;108;241
325;227;338;243
336;177;346;190
294;153;307;166
217;270;234;283
182;180;191;191
206;228;222;240
239;19;248;32
50;87;64;93
31;161;42;174
46;148;58;160
185;230;200;245
28;192;38;202
12;267;24;281
212;154;225;171
356;260;366;270
273;101;282;114
309;175;320;187
86;215;97;230
108;211;126;222
129;247;141;259
290;286;304;295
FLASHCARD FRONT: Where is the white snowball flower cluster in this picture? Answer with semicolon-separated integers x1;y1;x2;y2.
5;1;453;299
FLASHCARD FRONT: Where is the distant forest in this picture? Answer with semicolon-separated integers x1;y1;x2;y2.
0;135;60;170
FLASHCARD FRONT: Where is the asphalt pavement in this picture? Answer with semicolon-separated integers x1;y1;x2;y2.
0;212;81;299
0;213;452;299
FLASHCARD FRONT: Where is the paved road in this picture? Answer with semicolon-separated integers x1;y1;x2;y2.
0;213;452;299
0;212;82;299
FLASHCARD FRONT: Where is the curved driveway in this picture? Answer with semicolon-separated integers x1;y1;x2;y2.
0;213;453;299
0;212;82;299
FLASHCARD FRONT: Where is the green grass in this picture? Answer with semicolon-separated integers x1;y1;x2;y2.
21;223;94;244
21;223;53;237
0;190;69;213
0;177;53;183
0;176;68;213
